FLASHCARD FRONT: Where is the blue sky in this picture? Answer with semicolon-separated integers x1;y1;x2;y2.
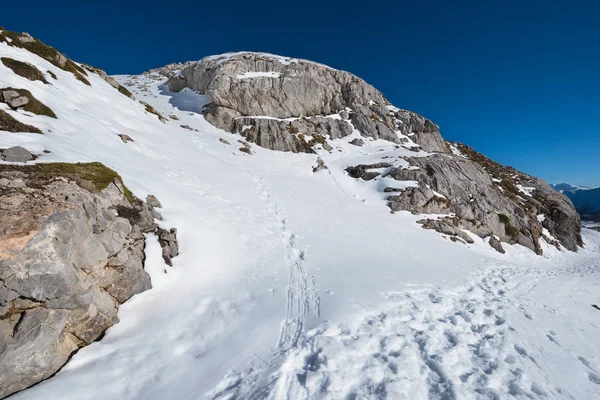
3;0;599;186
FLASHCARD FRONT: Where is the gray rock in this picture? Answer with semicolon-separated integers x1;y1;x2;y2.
156;227;178;266
349;138;364;147
2;90;29;108
489;235;505;254
219;138;231;145
0;164;178;398
345;163;391;180
313;158;326;173
322;142;333;151
394;109;448;153
55;52;68;68
383;145;581;254
7;179;26;188
167;52;446;152
146;194;162;208
3;146;33;162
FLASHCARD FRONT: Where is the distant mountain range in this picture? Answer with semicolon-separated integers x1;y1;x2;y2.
552;183;600;222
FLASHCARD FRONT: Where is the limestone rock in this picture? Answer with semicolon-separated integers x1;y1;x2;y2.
2;90;29;108
382;145;581;254
156;227;178;266
489;236;505;254
167;52;449;153
2;146;33;162
146;194;162;208
0;163;179;398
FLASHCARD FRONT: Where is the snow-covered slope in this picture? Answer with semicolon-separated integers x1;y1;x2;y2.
2;34;600;399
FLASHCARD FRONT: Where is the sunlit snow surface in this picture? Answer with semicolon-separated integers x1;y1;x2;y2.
2;40;600;399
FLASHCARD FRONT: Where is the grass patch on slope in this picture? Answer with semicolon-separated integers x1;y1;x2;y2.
0;109;42;133
1;57;47;83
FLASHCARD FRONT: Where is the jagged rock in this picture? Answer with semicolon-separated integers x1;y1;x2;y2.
313;158;326;173
349;138;364;147
2;146;33;162
118;134;134;143
167;52;449;153
1;90;29;108
383;146;581;254
418;218;475;244
146;194;162;208
345;163;391;180
55;52;68;68
0;163;178;398
394;109;448;153
156;227;178;266
489;235;505;253
231;116;352;153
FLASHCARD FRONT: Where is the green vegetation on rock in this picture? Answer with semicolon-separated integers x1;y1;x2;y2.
498;213;520;239
7;162;136;203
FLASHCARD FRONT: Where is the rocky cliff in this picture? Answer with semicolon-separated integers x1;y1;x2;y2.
167;52;581;254
0;163;176;398
167;52;447;154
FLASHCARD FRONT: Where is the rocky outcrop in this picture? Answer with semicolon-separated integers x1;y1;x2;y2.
167;52;446;153
1;146;34;162
0;163;177;398
381;143;581;253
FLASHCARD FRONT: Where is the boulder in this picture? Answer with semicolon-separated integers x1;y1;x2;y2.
0;163;178;398
1;90;29;108
349;138;364;147
2;146;33;162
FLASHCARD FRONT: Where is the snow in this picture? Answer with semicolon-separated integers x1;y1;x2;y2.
2;39;600;400
448;142;467;158
236;71;281;79
516;184;536;197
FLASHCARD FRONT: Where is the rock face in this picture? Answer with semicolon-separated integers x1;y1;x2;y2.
385;144;582;253
167;52;446;153
0;164;176;398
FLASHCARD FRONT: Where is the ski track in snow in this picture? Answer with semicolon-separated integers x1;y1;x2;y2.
253;178;321;351
187;133;322;352
210;260;600;399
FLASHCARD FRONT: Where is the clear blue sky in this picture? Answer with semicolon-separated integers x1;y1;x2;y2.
3;0;599;186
